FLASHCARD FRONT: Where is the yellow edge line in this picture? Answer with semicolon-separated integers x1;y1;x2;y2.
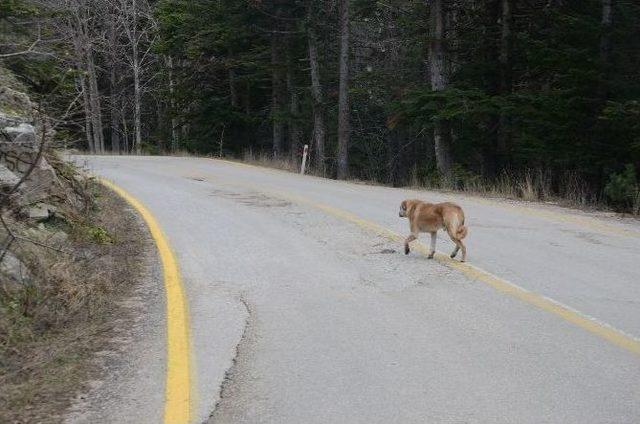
208;172;640;356
99;178;193;423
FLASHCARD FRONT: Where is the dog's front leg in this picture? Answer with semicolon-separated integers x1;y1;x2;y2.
428;232;437;259
404;233;417;255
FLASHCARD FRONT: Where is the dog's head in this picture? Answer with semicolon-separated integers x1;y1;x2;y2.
399;199;412;218
399;199;422;218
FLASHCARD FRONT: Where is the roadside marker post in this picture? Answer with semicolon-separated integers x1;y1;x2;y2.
300;144;309;175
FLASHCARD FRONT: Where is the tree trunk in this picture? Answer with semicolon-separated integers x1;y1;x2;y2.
307;17;326;175
497;0;512;170
271;33;285;158
336;0;350;180
600;0;613;65
108;9;120;154
121;110;130;153
599;0;613;100
130;0;142;155
244;80;251;115
287;66;301;164
110;61;121;154
428;0;452;179
79;74;95;153
229;67;239;108
167;56;178;152
133;46;142;154
86;49;104;154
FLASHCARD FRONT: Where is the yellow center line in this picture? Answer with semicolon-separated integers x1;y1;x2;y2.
99;179;193;424
282;190;640;355
216;158;640;239
204;166;640;356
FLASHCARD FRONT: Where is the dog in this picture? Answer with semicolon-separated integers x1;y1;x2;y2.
399;199;468;262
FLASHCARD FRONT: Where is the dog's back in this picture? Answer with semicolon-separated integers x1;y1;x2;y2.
436;202;467;239
400;199;468;261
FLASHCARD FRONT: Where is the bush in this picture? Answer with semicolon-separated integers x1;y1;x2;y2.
604;165;640;214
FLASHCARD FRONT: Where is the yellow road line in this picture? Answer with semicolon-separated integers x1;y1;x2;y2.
205;172;640;356
290;192;640;355
215;158;639;238
99;179;193;424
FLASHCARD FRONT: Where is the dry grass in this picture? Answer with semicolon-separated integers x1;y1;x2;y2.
0;182;148;423
412;168;605;212
242;149;300;173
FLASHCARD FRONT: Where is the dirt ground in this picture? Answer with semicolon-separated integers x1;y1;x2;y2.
0;184;153;423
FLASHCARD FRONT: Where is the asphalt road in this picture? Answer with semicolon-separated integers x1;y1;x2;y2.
73;155;640;424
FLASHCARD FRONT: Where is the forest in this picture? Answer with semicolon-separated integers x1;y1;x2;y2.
1;0;639;212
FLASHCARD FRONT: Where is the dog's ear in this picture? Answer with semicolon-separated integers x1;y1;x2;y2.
406;200;418;214
400;200;407;211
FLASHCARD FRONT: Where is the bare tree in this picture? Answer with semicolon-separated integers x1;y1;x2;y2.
107;4;121;154
59;0;105;154
114;0;156;155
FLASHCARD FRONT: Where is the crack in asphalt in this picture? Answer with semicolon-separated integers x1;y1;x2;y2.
205;294;254;424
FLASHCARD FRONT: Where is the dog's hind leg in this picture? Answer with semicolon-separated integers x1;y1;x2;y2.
428;232;437;259
404;233;417;255
447;228;466;262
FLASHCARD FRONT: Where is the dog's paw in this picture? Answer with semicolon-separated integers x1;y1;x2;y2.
404;245;410;255
450;252;457;259
427;252;435;259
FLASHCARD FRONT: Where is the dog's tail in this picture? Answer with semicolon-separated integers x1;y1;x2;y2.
456;224;468;239
447;212;468;240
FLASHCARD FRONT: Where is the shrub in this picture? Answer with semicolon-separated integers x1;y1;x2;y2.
604;165;640;214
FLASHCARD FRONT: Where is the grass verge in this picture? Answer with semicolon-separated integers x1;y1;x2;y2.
0;182;149;423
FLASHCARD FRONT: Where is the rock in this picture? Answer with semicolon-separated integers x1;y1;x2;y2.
3;123;36;145
49;231;69;246
0;148;63;204
0;84;34;117
0;112;26;129
0;163;20;191
0;251;33;285
28;203;57;221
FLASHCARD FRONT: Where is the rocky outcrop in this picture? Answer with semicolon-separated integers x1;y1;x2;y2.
0;66;88;290
0;112;63;208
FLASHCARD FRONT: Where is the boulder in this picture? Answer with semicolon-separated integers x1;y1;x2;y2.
49;230;69;246
0;84;34;117
0;147;62;204
0;68;67;209
0;251;33;285
0;163;20;191
27;202;57;221
3;123;37;145
0;112;26;129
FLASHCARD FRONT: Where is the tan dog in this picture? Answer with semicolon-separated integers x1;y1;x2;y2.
399;199;468;262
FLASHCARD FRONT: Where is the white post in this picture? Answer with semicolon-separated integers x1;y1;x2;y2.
300;144;309;175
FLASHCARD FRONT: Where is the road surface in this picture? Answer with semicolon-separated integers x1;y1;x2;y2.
72;155;640;424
